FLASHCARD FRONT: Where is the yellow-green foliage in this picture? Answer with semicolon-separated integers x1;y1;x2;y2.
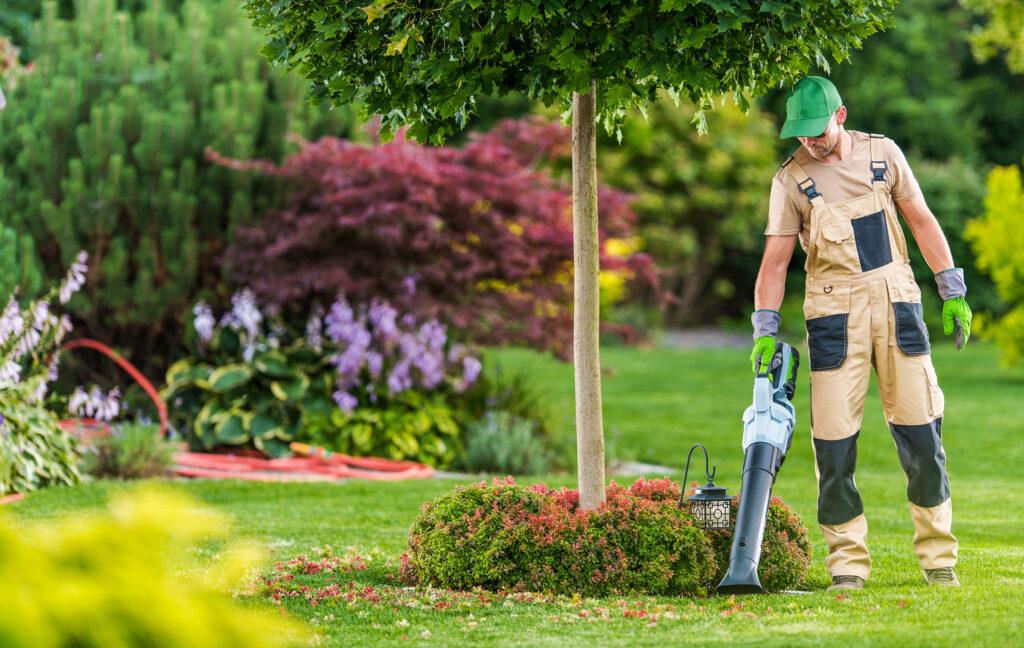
966;165;1024;364
0;487;308;648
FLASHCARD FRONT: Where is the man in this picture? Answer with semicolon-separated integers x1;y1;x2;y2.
750;76;972;591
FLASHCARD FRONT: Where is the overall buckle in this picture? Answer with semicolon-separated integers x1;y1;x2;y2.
870;160;888;183
798;178;821;202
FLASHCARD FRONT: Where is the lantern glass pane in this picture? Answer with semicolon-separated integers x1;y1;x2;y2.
708;500;731;529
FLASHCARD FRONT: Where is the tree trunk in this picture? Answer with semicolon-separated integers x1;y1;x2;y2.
572;81;605;511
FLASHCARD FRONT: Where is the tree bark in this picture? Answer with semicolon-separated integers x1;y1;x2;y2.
572;81;605;511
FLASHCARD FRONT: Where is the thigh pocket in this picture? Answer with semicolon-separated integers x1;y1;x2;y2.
806;313;849;371
924;363;944;419
893;302;931;355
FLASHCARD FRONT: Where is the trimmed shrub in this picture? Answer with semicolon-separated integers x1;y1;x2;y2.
705;493;812;592
403;477;811;596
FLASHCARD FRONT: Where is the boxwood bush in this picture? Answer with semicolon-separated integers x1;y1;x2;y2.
402;477;810;596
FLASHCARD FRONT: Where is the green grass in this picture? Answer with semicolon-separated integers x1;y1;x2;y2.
8;341;1024;646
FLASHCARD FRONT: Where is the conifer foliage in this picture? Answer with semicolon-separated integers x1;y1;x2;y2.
217;118;654;357
0;0;355;369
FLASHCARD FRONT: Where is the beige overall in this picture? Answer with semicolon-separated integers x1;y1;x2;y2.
783;134;957;580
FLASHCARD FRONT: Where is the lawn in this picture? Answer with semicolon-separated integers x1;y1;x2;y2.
8;341;1024;646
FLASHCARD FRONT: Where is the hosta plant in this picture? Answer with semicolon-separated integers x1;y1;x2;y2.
162;290;482;463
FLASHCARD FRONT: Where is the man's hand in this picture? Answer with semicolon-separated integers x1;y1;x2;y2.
935;268;970;350
750;309;781;374
942;297;972;350
751;335;777;375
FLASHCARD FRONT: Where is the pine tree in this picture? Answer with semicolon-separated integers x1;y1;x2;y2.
0;0;356;373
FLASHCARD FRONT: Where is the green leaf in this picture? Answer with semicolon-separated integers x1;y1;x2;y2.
205;364;254;393
254;436;292;458
165;359;213;387
385;33;409;56
196;399;231;426
254;351;293;378
270;374;310;401
247;413;280;439
351;423;374;451
214;414;249;445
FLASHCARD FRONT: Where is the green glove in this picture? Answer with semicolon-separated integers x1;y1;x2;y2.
750;335;776;375
942;296;972;350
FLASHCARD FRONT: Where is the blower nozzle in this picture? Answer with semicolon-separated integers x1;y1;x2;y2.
717;342;798;595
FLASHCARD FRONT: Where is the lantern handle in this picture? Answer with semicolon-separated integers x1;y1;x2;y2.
678;443;717;508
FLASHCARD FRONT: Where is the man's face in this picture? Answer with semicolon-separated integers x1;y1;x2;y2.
797;110;843;159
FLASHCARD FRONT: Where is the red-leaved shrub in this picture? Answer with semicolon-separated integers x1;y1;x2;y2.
705;493;813;592
211;117;656;357
401;477;811;596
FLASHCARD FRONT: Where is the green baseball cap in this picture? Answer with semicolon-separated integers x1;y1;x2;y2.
779;76;842;139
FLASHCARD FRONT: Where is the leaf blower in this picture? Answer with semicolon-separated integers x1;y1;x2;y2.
717;341;799;594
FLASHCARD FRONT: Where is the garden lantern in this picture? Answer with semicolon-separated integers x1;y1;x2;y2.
678;443;732;530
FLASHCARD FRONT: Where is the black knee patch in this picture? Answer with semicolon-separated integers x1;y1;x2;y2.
814;432;864;525
889;418;950;508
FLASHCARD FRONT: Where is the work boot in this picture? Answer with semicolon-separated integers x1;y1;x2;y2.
827;575;865;591
923;566;960;586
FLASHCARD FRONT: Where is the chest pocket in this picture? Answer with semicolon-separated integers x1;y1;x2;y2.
819;214;860;273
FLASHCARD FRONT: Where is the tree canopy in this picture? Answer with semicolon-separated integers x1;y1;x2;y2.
245;0;898;144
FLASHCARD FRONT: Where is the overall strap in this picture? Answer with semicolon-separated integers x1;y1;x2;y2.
868;133;889;188
782;155;826;207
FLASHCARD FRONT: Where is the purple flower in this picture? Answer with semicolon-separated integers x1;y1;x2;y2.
334;344;367;382
14;327;40;358
447;343;466;363
325;297;355;342
402;273;419;296
54;315;73;345
0;297;23;346
366;351;383;379
418;320;447;352
30;377;48;403
413;350;445;389
387;360;413;394
225;289;263;334
0;359;21;385
31;301;50;332
305;303;324;352
368;300;399;343
58;251;88;305
68;385;121;421
462;356;482;386
333;390;358;414
46;356;60;383
193;301;215;344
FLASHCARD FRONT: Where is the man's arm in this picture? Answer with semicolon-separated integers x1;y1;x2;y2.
895;193;954;273
895;192;972;349
754;234;798;311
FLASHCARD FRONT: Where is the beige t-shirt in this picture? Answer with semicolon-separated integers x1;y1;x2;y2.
765;131;922;245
